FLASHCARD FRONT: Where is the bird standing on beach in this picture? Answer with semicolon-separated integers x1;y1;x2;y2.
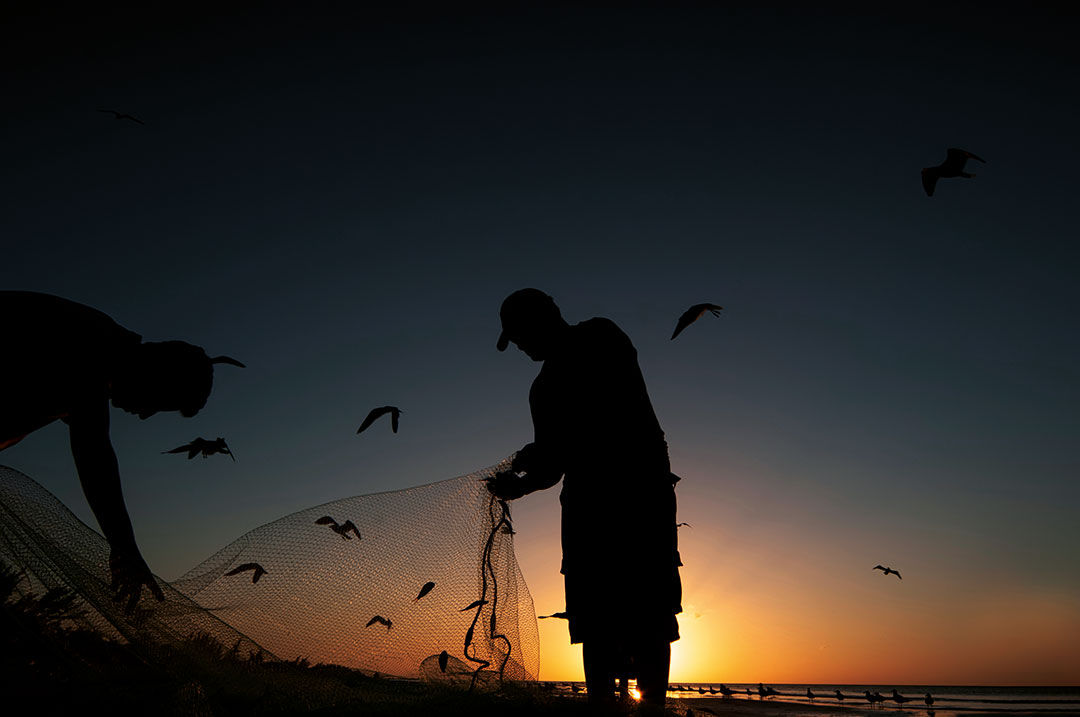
891;689;911;707
922;148;985;196
314;515;361;540
415;581;435;600
224;562;267;583
835;690;847;702
925;693;935;707
865;690;884;708
357;406;401;434
671;303;723;340
874;564;902;579
807;688;816;701
163;437;235;461
97;109;145;125
718;684;733;697
366;615;392;630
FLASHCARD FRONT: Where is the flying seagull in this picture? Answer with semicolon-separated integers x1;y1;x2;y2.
438;650;449;673
224;562;267;583
415;581;435;600
922;148;985;196
357;406;401;434
366;615;392;630
97;109;145;125
671;303;723;340
163;437;235;461
873;564;902;579
314;516;361;540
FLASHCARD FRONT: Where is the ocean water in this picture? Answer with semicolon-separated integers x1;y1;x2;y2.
546;682;1080;714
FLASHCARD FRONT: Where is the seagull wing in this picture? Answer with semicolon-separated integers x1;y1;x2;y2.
314;516;337;526
163;442;193;454
873;565;887;572
947;147;984;167
921;168;938;196
225;562;261;576
461;599;488;611
391;408;400;433
357;406;393;434
416;581;435;600
671;305;705;340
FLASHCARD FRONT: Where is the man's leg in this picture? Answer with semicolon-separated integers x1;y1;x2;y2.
582;641;616;704
634;640;671;708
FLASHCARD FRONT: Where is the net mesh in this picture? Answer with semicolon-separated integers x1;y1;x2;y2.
0;458;538;689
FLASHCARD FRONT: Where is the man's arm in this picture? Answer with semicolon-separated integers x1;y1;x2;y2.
487;442;563;500
65;400;164;613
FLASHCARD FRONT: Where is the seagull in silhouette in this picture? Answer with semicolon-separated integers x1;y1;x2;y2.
224;562;267;583
676;522;692;528
873;565;902;579
671;303;723;340
357;406;401;434
163;437;235;461
807;688;816;701
891;689;911;707
97;109;145;125
865;690;884;708
415;581;435;600
718;684;734;697
461;599;488;611
538;611;569;619
366;615;392;630
922;148;985;196
314;516;361;540
438;650;449;672
835;690;847;702
924;693;935;708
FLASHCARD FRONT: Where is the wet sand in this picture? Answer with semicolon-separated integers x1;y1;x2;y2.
676;696;1050;717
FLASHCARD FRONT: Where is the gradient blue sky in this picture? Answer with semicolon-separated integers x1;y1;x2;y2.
3;4;1078;682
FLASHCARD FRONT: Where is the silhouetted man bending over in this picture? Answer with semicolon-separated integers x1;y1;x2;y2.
0;291;244;613
487;288;681;707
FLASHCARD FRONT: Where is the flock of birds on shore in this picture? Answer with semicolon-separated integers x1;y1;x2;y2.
667;683;938;710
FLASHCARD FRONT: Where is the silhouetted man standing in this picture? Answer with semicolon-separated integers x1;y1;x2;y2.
488;288;681;707
0;291;243;612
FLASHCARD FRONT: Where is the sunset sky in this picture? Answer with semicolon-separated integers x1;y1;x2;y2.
2;4;1078;684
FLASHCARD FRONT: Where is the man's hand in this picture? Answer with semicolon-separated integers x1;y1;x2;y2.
484;470;529;501
109;547;165;615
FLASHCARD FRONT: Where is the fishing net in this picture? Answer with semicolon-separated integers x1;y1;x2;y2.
0;458;539;693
